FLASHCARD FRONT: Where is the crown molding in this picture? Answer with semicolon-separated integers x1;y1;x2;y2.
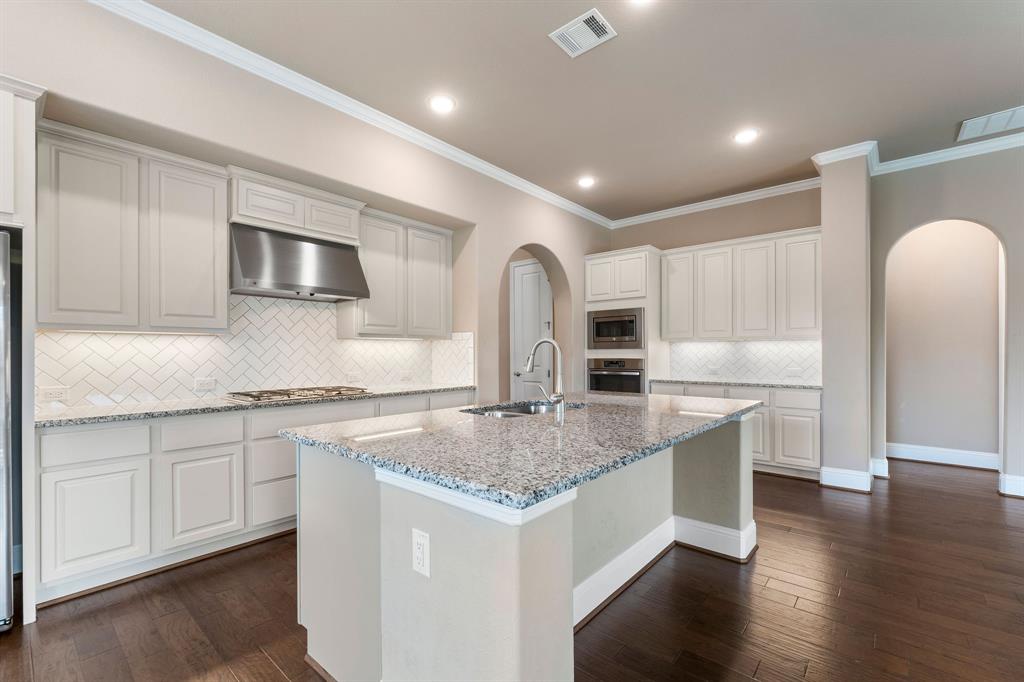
810;141;879;171
872;132;1024;176
608;177;821;229
0;74;46;101
88;0;612;229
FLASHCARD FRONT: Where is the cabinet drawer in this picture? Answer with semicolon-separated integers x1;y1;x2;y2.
650;382;686;396
684;385;727;398
252;477;297;526
251;400;377;439
161;415;243;452
235;177;305;228
250;438;297;483
428;390;476;410
727;387;771;403
774;389;821;410
41;425;150;468
378;394;430;416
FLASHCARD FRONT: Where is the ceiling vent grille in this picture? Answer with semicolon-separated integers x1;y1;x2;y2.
957;106;1024;142
549;9;617;58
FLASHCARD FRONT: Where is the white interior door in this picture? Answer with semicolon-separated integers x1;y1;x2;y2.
510;259;553;401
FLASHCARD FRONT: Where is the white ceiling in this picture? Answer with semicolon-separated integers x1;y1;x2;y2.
148;0;1024;220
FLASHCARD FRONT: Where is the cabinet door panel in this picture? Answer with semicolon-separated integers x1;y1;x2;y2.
38;136;140;327
696;248;733;338
357;217;406;335
406;227;449;338
307;198;359;241
157;445;244;550
773;408;821;468
750;408;771;464
614;253;647;298
777;235;822;338
585;258;615;301
661;253;694;339
148;161;228;330
734;241;775;338
41;460;150;582
235;177;304;228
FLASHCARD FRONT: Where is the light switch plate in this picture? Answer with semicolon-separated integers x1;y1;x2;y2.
412;528;430;577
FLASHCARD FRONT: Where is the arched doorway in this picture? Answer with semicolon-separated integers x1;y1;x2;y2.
497;244;574;401
883;219;1006;478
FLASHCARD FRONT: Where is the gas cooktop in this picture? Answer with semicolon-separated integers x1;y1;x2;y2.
224;385;370;403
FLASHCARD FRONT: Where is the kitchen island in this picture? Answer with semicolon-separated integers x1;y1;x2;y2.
281;391;760;681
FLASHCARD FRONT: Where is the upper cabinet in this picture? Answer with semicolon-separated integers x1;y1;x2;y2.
661;229;820;341
585;248;654;302
338;211;452;339
37;127;230;333
228;167;364;245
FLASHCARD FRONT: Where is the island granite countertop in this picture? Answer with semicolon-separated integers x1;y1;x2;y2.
650;378;823;390
280;391;761;510
34;384;477;429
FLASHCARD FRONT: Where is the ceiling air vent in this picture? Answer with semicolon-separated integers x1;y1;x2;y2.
957;105;1024;142
549;9;617;58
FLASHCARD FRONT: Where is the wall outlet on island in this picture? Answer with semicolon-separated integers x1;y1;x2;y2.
412;528;430;577
193;377;217;392
38;386;70;402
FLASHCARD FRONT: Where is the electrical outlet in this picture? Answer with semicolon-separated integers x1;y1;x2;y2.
347;372;363;385
400;373;413;383
194;377;217;392
38;386;69;402
784;366;802;377
412;528;430;577
708;366;721;376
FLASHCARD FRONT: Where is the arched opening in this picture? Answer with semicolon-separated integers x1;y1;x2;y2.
883;219;1006;477
497;244;574;401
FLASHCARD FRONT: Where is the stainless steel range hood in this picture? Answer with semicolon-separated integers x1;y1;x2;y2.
230;224;370;301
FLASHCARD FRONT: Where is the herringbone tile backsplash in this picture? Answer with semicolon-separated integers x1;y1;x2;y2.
36;295;475;407
669;340;821;384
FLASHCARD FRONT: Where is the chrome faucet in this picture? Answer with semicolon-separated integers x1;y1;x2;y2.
515;337;565;418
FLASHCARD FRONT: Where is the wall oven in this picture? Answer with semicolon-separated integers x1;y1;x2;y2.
587;307;644;350
588;359;646;394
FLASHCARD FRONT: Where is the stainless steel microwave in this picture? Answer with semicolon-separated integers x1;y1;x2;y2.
587;307;644;350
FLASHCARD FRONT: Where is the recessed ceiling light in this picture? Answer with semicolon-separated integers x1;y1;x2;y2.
577;176;596;189
733;128;760;145
429;95;456;115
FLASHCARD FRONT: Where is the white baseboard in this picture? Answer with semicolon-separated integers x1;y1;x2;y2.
887;442;999;471
871;458;889;479
753;462;819;481
13;544;21;575
819;466;872;492
572;517;674;625
1000;473;1024;498
674;516;757;561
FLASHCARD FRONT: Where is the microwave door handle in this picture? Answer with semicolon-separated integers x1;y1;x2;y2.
594;315;634;323
588;370;643;376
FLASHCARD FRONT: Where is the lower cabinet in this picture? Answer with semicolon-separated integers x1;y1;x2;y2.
773;408;821;468
40;459;151;583
749;407;771;464
155;444;245;551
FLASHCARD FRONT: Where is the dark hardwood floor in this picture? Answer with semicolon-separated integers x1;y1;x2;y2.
2;459;1023;681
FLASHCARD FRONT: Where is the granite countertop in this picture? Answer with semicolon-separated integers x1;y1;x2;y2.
280;391;761;510
34;384;478;429
650;378;823;390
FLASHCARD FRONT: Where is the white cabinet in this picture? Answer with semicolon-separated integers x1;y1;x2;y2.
155;444;244;550
749;408;771;464
37;135;141;327
40;459;150;582
228;166;363;244
339;212;452;339
148;161;229;330
696;247;733;338
662;252;694;340
776;234;822;338
773;408;821;468
406;227;450;338
585;250;651;302
733;240;775;338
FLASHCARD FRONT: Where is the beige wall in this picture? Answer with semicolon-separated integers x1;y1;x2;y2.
0;0;611;402
608;189;820;251
886;221;1000;453
871;148;1024;478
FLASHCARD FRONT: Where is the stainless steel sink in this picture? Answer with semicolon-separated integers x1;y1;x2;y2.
469;402;584;418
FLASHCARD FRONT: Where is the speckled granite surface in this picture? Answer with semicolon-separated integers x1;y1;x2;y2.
34;384;477;428
650;378;823;390
280;391;761;510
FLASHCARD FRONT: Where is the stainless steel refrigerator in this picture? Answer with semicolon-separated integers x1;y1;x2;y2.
1;230;13;632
